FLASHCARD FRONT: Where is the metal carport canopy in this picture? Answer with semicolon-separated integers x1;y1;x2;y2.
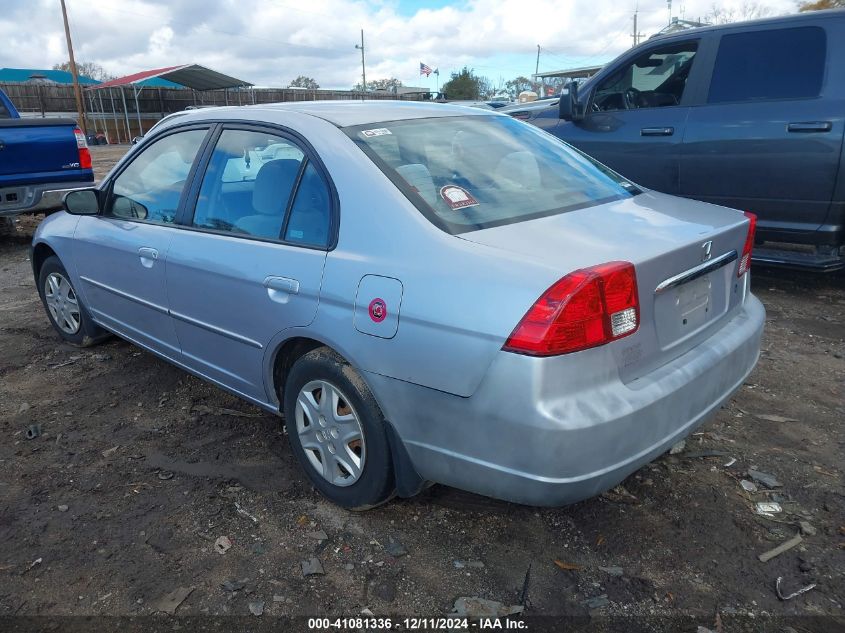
90;63;252;90
86;64;252;141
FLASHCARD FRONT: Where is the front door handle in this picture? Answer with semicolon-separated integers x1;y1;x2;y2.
787;121;832;133
138;247;158;268
641;127;675;137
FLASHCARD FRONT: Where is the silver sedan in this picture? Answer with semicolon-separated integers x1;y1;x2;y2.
32;101;764;508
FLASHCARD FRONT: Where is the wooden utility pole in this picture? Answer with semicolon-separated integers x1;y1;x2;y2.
60;0;87;134
631;10;644;47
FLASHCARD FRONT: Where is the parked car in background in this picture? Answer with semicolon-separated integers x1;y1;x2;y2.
32;101;764;509
506;10;845;271
0;87;94;219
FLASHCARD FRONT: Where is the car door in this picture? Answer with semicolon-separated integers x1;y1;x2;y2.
166;125;333;403
680;23;843;238
73;126;210;355
557;38;706;194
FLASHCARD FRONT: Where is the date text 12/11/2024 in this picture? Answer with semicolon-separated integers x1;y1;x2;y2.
307;617;528;630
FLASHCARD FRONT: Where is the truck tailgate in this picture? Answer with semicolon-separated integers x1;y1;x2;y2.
0;118;90;187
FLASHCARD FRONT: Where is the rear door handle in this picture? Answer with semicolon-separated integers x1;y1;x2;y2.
641;127;674;137
138;247;158;268
264;277;299;299
787;121;832;133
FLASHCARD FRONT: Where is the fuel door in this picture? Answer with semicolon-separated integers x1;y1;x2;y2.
354;275;403;339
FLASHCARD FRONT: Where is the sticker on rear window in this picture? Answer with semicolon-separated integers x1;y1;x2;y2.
439;185;479;210
360;128;392;138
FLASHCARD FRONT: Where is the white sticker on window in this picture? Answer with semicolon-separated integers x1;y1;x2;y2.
360;128;392;138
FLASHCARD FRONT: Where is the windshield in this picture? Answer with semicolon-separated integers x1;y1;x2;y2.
345;115;637;234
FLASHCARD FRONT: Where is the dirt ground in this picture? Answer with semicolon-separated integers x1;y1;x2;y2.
0;146;843;630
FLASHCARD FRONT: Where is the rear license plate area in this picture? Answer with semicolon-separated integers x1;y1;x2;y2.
676;274;712;330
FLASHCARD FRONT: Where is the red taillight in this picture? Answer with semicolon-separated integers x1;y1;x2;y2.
503;261;639;356
737;211;757;277
73;127;92;170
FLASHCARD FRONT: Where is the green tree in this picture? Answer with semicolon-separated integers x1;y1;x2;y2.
353;77;403;92
441;67;490;100
288;75;320;89
505;76;534;96
798;0;844;9
52;60;112;82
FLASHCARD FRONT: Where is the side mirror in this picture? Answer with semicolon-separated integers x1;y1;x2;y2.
63;189;100;215
559;82;585;122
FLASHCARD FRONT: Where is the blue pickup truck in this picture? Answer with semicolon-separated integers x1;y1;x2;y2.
508;10;845;271
0;87;94;222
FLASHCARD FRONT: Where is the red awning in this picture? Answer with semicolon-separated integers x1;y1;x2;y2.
89;64;251;91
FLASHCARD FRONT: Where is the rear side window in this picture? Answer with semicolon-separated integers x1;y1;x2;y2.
0;102;10;119
192;128;331;247
708;26;826;103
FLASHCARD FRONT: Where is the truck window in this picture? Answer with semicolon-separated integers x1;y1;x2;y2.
592;41;698;112
708;26;826;103
0;102;10;119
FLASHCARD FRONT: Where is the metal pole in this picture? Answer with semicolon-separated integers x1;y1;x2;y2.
120;86;131;142
134;85;143;137
109;88;119;143
86;91;98;134
355;30;366;96
60;0;86;134
97;89;108;143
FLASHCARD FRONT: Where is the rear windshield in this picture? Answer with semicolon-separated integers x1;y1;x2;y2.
345;114;637;234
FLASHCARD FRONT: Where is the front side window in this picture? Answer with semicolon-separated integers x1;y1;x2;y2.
192;129;331;246
593;42;698;112
347;115;637;234
708;27;826;104
107;129;207;224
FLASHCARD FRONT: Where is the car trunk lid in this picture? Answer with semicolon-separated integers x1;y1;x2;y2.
459;191;752;381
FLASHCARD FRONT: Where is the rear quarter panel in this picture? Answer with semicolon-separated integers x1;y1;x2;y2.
255;117;563;399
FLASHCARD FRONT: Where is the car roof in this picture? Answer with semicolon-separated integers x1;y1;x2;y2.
648;8;842;45
169;100;496;128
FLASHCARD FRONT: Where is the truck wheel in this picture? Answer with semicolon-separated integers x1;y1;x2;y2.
283;347;395;510
38;255;108;347
0;218;16;237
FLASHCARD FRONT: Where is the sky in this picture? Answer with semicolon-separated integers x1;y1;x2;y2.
0;0;799;90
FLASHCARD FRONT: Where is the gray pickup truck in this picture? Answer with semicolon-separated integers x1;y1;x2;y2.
508;10;845;271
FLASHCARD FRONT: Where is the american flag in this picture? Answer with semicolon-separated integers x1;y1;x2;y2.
420;62;432;77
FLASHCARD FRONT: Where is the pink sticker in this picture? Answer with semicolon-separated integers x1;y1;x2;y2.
368;298;387;323
439;185;479;210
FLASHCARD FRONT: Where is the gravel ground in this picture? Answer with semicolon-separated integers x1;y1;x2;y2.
0;146;843;631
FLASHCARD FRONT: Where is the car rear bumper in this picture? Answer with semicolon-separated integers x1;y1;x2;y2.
0;180;93;217
366;293;765;506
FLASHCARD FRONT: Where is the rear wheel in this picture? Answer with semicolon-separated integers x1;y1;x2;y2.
283;347;394;509
38;255;108;347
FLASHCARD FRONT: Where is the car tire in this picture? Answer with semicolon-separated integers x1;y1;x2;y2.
283;346;395;510
38;255;108;347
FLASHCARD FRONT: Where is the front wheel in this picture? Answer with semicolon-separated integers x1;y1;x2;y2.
38;255;108;347
283;347;395;509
